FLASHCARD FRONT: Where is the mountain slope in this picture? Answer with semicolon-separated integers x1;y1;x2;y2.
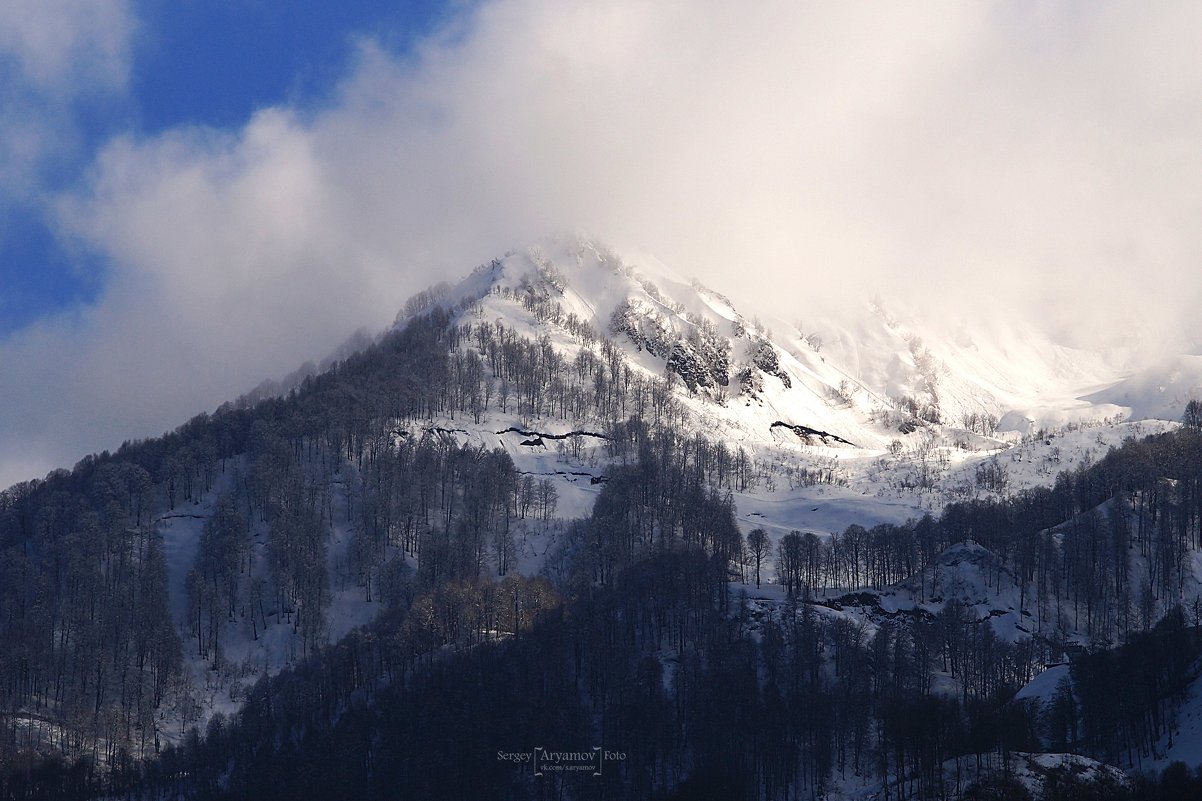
6;233;1202;800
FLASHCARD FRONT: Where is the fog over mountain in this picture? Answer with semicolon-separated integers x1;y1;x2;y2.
4;0;1202;487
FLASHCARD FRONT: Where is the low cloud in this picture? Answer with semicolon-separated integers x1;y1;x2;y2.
4;0;1202;486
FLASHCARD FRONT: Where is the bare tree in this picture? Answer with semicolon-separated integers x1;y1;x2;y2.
1184;398;1202;430
747;528;769;588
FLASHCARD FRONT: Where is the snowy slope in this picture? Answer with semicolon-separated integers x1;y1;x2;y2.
1015;663;1072;709
1083;354;1202;422
782;299;1134;434
808;540;1042;644
1148;658;1202;773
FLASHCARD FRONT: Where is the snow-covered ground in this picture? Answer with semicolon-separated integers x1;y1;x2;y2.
839;751;1130;801
1150;660;1202;773
157;465;391;740
1015;663;1072;709
734;483;922;540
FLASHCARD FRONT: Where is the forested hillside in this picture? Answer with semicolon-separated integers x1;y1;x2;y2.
0;293;735;791
6;248;1202;799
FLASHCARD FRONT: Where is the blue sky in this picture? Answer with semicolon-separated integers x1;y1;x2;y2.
0;0;449;336
0;206;103;333
133;0;449;131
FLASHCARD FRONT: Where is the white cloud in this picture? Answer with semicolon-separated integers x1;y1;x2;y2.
0;0;134;193
5;0;1202;486
0;0;132;91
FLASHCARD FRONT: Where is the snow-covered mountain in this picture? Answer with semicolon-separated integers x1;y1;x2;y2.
351;232;1202;594
415;233;1185;448
13;233;1201;798
141;235;1199;735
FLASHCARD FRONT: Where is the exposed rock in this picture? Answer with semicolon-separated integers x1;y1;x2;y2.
770;420;855;447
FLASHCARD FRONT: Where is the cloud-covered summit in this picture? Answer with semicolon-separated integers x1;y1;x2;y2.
5;1;1202;488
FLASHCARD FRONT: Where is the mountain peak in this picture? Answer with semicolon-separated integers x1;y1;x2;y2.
388;234;1196;477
